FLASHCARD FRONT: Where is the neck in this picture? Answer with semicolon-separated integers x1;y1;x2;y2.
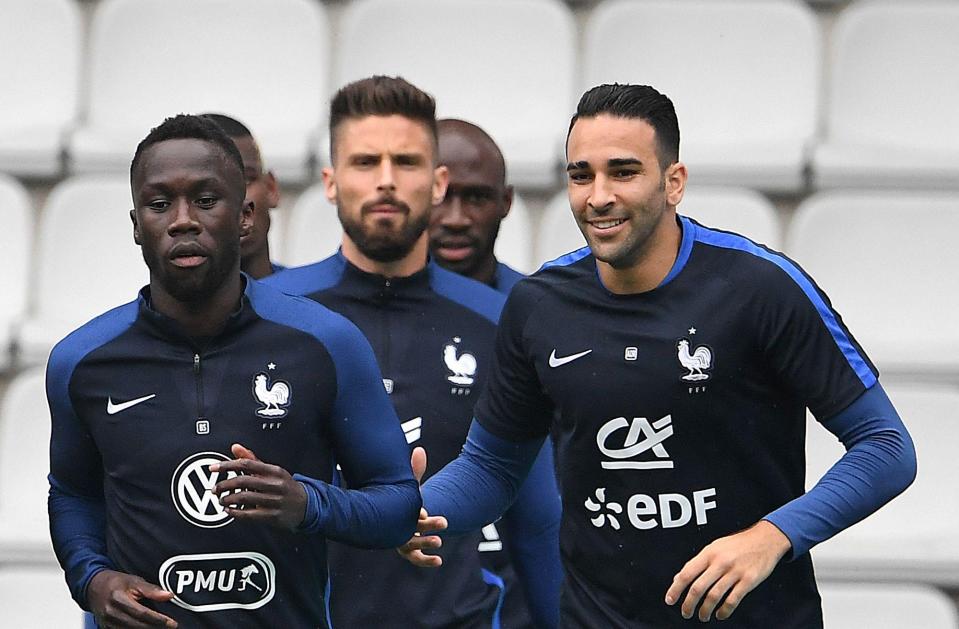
149;271;244;338
596;210;682;295
471;254;499;287
241;246;274;280
341;232;429;278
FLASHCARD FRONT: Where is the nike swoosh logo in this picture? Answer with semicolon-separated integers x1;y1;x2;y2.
106;394;156;415
548;349;592;368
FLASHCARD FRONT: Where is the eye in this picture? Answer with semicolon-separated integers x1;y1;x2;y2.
567;171;592;184
196;196;218;209
462;190;495;206
146;199;170;211
613;169;638;179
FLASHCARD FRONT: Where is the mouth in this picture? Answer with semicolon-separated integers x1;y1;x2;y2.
433;238;476;262
365;198;408;216
168;243;209;268
588;217;628;231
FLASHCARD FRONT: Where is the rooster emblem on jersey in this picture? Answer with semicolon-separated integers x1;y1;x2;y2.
253;373;291;418
677;339;712;382
444;337;476;386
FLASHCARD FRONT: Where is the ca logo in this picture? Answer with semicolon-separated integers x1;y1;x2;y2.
597;415;674;470
171;452;242;528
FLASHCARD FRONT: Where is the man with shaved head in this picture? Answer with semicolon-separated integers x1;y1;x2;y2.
429;119;524;293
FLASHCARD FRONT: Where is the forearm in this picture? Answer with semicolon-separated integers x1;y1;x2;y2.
295;474;421;548
765;384;916;558
48;476;113;609
501;441;562;629
422;420;544;535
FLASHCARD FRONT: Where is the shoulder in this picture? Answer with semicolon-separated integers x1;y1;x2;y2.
494;262;526;294
47;299;140;394
428;264;506;324
261;254;346;297
246;278;371;362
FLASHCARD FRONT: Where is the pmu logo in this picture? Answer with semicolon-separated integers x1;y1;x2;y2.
171;452;243;528
597;415;674;470
159;552;275;612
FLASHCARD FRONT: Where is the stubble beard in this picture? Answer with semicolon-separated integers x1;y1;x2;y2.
339;197;430;263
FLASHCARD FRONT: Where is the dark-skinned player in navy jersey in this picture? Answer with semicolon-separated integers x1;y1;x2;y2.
429;117;554;629
267;76;561;628
201;113;285;279
47;114;420;628
401;84;916;628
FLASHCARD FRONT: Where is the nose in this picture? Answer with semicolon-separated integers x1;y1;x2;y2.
167;199;201;235
377;160;396;192
438;194;471;230
588;174;615;213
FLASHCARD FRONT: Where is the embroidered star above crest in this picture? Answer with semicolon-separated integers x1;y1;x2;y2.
267;362;276;370
688;327;697;335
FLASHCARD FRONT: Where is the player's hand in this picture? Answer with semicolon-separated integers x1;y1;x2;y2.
210;443;307;532
397;447;448;568
86;569;177;628
665;520;791;622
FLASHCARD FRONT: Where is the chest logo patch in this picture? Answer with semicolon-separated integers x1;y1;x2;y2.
159;551;275;612
677;338;713;382
106;393;156;415
444;337;476;394
172;452;242;528
597;415;674;470
252;366;291;419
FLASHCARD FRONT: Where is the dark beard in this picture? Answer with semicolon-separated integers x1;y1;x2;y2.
338;200;429;263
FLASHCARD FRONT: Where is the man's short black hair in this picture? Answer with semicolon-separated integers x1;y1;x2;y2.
568;84;680;170
200;112;253;139
329;75;438;162
130;114;245;182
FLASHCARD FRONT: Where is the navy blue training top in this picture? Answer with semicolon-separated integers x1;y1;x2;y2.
268;253;544;628
475;216;882;628
47;277;420;628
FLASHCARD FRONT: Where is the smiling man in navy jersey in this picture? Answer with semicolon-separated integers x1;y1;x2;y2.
267;76;561;629
47;114;420;628
404;84;917;627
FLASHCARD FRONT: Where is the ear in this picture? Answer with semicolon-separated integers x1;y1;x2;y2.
240;200;254;236
265;171;280;208
432;164;450;206
501;185;514;219
664;162;687;208
130;209;141;245
321;166;337;204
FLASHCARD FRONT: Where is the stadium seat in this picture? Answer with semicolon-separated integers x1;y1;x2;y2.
584;0;820;192
0;566;83;628
786;192;959;382
812;2;959;190
679;186;782;250
537;191;586;268
70;0;329;182
808;384;959;586
0;368;57;563
0;0;80;177
818;582;958;629
17;176;147;366
332;0;576;189
0;175;33;370
281;184;343;268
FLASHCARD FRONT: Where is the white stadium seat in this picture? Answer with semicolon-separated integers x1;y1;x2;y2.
0;368;57;563
70;0;329;182
332;0;576;189
17;176;147;366
584;0;820;192
786;192;959;381
808;384;959;585
0;566;83;628
818;582;958;629
0;175;33;370
813;2;959;190
0;0;80;177
679;186;782;250
281;184;343;268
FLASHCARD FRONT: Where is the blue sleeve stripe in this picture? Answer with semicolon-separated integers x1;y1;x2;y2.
260;253;346;297
685;217;877;389
429;264;505;324
538;246;591;272
480;568;505;629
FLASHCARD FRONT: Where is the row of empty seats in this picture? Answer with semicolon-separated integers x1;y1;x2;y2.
1;365;956;627
4;174;957;382
2;0;958;191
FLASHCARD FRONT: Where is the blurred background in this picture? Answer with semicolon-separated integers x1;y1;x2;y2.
0;0;956;626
